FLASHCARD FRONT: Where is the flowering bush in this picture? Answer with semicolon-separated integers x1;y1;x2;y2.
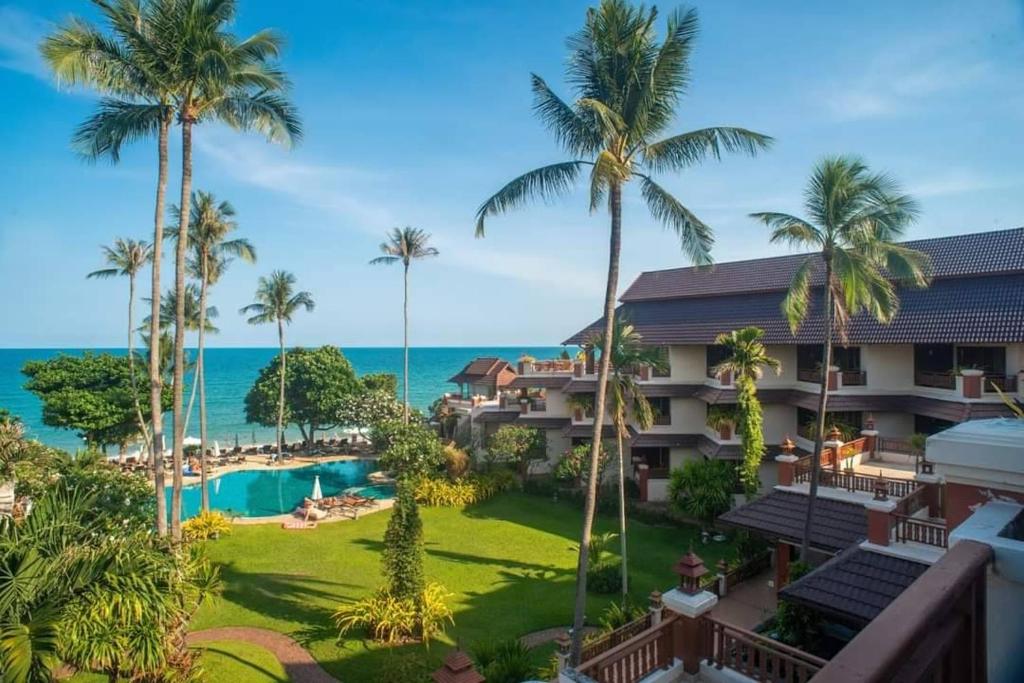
412;470;517;507
333;582;454;645
183;510;232;541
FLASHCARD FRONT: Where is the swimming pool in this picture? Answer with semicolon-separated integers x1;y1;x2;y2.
167;459;394;519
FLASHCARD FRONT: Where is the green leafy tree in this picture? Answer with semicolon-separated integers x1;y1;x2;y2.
244;346;358;446
241;271;315;460
712;327;780;497
475;2;771;660
584;319;667;596
668;459;736;531
382;484;425;603
42;0;180;536
361;372;398;396
369;227;439;423
170;190;255;511
22;353;171;453
554;441;612;488
338;390;405;436
374;421;445;477
486;424;547;483
86;238;154;457
751;156;930;558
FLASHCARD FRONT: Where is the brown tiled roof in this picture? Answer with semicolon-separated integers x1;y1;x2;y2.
697;435;743;459
566;273;1024;346
448;357;515;386
779;546;928;626
631;433;699;448
718;490;867;553
620;227;1024;302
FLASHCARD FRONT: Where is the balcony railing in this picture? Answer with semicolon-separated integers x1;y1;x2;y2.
915;370;956;390
841;369;867;385
795;467;917;499
577;615;676;683
984;373;1018;392
579;613;653;663
892;514;948;548
797;368;821;383
522;359;575;373
703;617;827;682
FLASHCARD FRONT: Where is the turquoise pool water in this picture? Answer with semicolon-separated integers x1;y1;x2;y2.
167;459;393;519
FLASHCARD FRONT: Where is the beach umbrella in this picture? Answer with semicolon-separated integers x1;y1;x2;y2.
213;441;221;458
235;433;240;449
311;475;323;501
182;436;201;447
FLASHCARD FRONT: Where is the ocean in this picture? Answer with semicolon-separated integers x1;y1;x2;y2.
0;346;564;451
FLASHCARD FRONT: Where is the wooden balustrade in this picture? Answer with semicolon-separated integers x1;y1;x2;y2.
840;369;867;385
797;368;822;383
984;373;1018;392
893;514;948;548
894;484;928;517
703;617;827;683
579;613;652;663
838;436;867;459
526;359;574;373
915;371;956;389
577;615;676;683
877;436;923;456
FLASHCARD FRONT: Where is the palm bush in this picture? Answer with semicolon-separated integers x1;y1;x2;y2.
472;639;537;683
669;460;736;530
333;583;454;646
182;510;232;541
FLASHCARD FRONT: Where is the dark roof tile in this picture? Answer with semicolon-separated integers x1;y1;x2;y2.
718;490;867;553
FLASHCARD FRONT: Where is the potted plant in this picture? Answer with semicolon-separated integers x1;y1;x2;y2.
567;394;594;422
706;406;737;441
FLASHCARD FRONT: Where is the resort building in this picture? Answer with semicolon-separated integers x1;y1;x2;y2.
451;227;1024;502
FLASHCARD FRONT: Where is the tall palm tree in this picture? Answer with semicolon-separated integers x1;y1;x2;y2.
584;319;667;598
474;1;771;660
241;272;314;461
86;238;154;461
711;327;780;497
160;0;300;541
751;156;930;559
42;0;180;537
369;227;439;423
171;191;255;512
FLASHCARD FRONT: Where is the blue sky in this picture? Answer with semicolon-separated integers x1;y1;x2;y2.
0;0;1022;348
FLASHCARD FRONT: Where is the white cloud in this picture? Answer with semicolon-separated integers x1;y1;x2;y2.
0;5;50;79
196;133;604;296
909;169;1024;198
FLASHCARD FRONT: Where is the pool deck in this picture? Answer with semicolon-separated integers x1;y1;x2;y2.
233;497;396;525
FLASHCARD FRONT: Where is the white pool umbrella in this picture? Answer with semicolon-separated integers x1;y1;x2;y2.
182;436;201;447
213;441;221;458
311;475;323;501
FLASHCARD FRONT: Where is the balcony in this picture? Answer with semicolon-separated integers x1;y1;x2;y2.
520;359;575;374
915;370;956;390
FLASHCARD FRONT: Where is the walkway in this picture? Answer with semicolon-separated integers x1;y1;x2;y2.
713;569;776;630
187;627;338;683
520;625;599;649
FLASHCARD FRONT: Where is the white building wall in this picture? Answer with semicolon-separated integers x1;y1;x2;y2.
873;411;915;439
762;404;797;444
862;344;915;390
669;345;706;382
544;389;570;416
760;345;797;387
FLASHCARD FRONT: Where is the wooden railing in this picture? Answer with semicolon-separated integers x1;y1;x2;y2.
894;484;928;517
985;373;1018;392
524;359;574;373
647;467;670;479
703;552;772;598
816;469;917;498
703;617;827;682
877;436;923;456
577;615;676;683
837;436;867;459
580;613;652;663
797;368;821;383
841;369;867;385
893;514;948;548
915;371;955;390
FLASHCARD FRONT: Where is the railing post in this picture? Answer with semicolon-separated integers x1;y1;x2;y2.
827;364;840;391
861;416;878;461
649;590;663;626
716;559;728;597
776;437;798;486
824;427;844;474
960;369;983;399
636;463;650;503
774;541;791;590
555;631;572;674
866;476;896;546
664;550;718;675
915;468;944;519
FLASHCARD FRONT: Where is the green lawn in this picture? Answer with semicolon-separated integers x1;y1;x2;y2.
67;640;287;683
194;492;737;682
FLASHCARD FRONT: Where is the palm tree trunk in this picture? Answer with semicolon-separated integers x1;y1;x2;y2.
151;111;171;537
198;270;210;512
799;258;833;561
616;416;628;599
127;273;151;458
403;262;410;424
277;318;286;460
570;181;622;665
171;116;195;541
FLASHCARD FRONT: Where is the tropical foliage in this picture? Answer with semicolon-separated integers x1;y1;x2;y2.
183;510;233;542
411;470;518;507
712;327;780;496
21;353;170;453
752;156;930;556
474;2;770;656
472;639;538;683
372;421;445;477
669;459;736;530
554;441;612;487
369;227;439;423
485;424;547;482
244;346;360;445
333;582;453;646
241;271;315;457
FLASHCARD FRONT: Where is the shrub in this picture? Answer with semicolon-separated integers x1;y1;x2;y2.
472;639;537;683
554;441;612;486
668;459;736;530
383;484;425;601
485;424;546;481
412;470;517;507
587;562;622;594
334;582;454;646
183;511;232;541
597;599;646;632
443;443;471;479
773;562;822;651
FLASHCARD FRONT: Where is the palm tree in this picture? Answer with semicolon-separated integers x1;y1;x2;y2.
159;0;300;541
86;238;154;461
241;272;314;461
171;191;255;512
584;319;667;598
712;327;780;497
474;1;771;660
42;0;180;537
369;227;439;423
751;156;930;559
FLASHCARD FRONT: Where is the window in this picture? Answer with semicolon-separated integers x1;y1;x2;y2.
798;344;860;371
915;344;954;374
914;414;956;436
652;346;671;377
632;447;669;469
706;345;730;377
956;346;1006;375
797;408;862;441
649;397;671;425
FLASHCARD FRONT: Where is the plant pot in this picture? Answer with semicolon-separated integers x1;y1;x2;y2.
719;425;732;441
959;369;984;377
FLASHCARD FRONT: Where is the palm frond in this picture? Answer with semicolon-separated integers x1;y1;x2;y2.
211;91;302;147
72;100;167;163
636;174;713;265
751;212;821;248
475;161;587;237
530;74;600;156
644;127;772;174
780;257;815;334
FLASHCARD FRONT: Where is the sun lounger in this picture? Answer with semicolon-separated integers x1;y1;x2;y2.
281;519;317;530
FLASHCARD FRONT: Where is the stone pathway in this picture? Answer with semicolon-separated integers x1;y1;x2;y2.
519;625;599;649
713;569;777;630
187;627;338;683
